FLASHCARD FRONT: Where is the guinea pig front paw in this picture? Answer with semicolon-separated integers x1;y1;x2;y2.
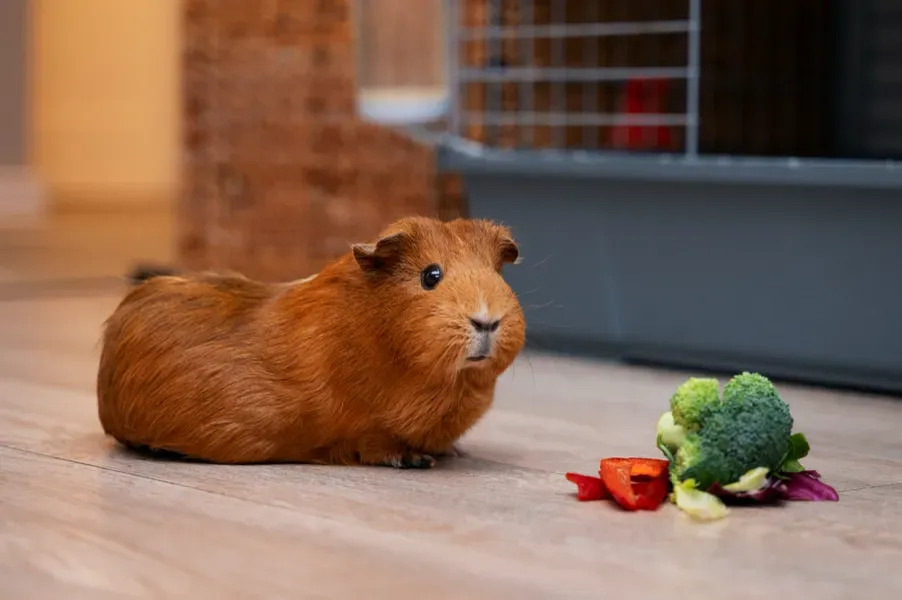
382;452;436;469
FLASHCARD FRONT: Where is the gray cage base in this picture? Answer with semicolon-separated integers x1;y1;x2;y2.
441;150;902;394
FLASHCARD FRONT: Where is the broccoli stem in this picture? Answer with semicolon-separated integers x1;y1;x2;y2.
657;439;675;465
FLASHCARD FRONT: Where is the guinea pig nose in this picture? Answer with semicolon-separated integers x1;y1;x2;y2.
469;316;501;333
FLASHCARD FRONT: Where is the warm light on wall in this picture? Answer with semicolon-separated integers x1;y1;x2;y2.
31;0;181;202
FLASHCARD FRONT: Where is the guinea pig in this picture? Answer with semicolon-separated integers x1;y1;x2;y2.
96;216;526;468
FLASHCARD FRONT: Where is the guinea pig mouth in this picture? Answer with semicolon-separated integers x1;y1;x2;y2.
466;355;488;362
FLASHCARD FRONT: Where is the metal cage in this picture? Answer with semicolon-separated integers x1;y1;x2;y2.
446;0;701;155
439;0;902;181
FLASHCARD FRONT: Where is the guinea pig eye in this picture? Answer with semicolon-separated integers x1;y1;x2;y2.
420;264;443;290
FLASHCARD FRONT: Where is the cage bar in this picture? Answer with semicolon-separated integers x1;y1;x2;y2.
463;112;689;126
459;66;691;82
519;0;534;147
445;0;461;138
459;22;692;39
685;0;701;156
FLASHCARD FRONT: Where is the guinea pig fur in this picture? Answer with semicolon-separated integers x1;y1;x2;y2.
97;216;526;468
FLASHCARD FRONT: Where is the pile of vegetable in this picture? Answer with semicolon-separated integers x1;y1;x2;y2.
564;372;839;520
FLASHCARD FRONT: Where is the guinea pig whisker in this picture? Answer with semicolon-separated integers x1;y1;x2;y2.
517;288;542;296
524;300;557;310
508;353;535;390
425;343;458;383
521;353;537;391
526;320;574;329
528;254;554;269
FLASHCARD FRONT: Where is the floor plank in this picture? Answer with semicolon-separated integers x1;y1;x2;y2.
1;447;552;600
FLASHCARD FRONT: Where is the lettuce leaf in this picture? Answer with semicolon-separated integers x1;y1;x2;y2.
778;470;839;502
672;480;729;520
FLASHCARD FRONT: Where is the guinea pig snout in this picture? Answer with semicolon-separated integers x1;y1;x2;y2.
469;316;501;333
466;314;501;361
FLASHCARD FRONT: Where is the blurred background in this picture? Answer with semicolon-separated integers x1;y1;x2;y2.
1;0;901;393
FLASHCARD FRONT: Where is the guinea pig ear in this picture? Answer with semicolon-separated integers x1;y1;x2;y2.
498;236;521;266
352;231;408;273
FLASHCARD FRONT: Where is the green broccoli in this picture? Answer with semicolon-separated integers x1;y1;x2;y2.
656;372;794;518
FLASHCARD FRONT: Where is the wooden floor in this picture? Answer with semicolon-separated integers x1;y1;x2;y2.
2;208;902;599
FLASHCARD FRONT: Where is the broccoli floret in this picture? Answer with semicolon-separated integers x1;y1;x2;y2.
670;377;719;431
656;372;793;491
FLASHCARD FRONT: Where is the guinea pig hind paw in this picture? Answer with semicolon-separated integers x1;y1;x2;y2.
383;452;436;469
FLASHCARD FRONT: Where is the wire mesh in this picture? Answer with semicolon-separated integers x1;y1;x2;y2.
447;0;698;154
444;0;902;163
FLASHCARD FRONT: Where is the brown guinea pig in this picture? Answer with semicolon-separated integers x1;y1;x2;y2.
96;216;526;468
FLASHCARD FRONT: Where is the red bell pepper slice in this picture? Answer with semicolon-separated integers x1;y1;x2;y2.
565;472;608;501
602;457;669;479
599;457;670;511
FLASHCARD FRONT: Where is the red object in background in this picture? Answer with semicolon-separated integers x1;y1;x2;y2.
608;78;676;152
